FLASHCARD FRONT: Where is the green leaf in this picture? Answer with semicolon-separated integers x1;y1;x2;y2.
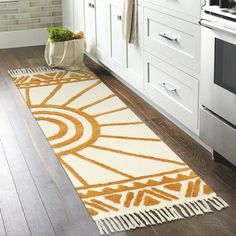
47;27;74;42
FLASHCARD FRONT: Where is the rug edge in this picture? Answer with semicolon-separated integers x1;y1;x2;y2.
95;195;229;235
8;66;57;77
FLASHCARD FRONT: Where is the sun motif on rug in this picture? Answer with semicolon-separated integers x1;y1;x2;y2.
11;68;228;235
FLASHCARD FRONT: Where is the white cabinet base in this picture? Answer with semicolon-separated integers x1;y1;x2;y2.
87;54;202;141
143;51;199;134
63;0;201;136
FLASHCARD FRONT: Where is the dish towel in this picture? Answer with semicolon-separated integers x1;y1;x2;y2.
122;0;138;44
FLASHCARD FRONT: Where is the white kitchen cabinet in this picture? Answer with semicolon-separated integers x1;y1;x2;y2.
95;0;109;61
142;2;201;133
144;51;199;133
84;0;97;56
144;0;201;19
102;0;142;90
61;0;143;89
74;0;84;31
62;0;74;30
62;0;84;31
107;0;125;70
124;4;143;90
143;7;201;72
62;0;202;134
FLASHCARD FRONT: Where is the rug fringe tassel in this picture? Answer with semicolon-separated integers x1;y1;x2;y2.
8;66;56;76
95;196;229;235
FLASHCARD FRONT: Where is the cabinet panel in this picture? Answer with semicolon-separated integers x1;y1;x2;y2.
97;0;143;90
96;0;109;60
108;0;125;66
144;51;199;133
124;5;143;89
84;0;96;56
144;7;200;72
143;0;201;19
62;0;74;30
74;0;84;31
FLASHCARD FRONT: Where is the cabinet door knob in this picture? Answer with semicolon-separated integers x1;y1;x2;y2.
117;15;122;21
88;3;95;8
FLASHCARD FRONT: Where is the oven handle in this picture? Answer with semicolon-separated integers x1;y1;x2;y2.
199;19;236;36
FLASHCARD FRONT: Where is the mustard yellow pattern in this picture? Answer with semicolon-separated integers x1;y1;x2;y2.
10;67;228;235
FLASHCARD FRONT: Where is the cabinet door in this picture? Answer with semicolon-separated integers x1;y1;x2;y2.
124;4;143;90
107;0;125;68
74;0;84;31
96;0;109;61
84;0;96;56
62;0;74;30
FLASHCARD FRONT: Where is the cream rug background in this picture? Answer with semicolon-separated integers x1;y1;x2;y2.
9;67;228;235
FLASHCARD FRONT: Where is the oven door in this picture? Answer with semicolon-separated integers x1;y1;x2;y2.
200;19;236;126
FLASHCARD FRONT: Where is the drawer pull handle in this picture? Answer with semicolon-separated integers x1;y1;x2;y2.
159;81;179;92
159;32;178;41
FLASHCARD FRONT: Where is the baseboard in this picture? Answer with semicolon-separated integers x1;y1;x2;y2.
0;28;48;49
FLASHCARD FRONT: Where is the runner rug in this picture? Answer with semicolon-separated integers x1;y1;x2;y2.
9;67;229;235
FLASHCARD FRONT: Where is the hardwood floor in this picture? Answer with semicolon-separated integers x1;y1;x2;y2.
0;46;235;236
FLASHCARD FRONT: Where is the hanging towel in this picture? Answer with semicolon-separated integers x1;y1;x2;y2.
122;0;138;44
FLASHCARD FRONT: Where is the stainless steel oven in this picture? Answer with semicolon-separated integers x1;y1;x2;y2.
200;9;236;165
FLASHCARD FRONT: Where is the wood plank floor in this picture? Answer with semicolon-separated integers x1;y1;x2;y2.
0;46;235;236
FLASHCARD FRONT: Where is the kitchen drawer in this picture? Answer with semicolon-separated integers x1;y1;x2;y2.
144;7;200;72
143;0;201;19
144;51;199;133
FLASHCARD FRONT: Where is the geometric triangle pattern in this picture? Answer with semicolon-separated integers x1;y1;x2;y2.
11;67;228;235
